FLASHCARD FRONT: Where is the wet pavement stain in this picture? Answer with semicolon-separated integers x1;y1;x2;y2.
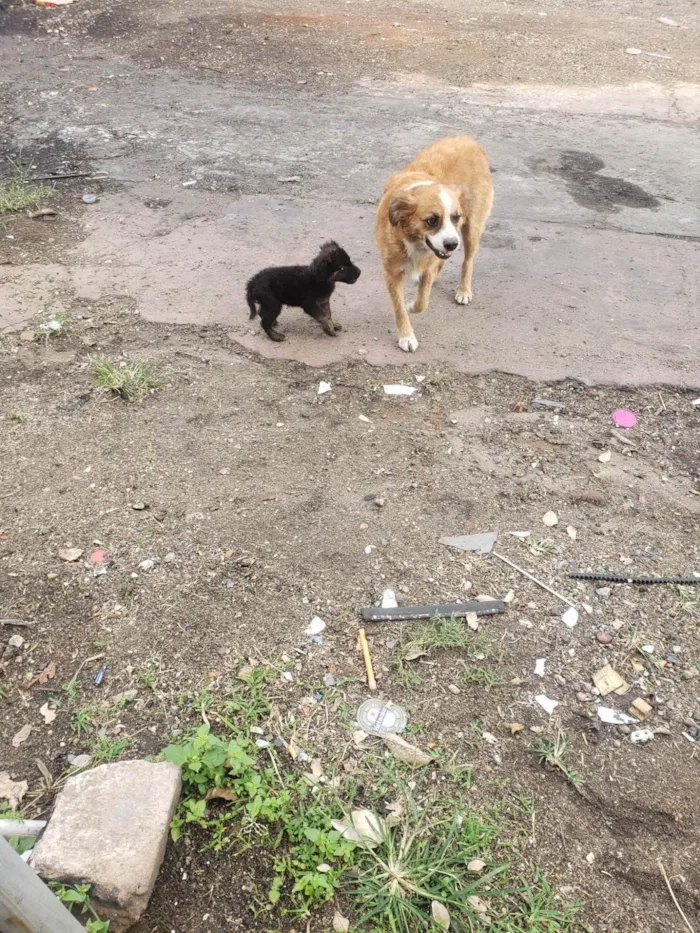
532;150;660;213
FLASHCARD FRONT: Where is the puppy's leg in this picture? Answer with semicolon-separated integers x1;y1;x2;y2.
330;317;343;332
409;257;442;315
455;189;493;306
307;300;338;337
383;267;417;353
258;296;286;342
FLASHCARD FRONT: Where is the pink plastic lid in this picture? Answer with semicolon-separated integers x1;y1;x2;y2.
611;409;637;428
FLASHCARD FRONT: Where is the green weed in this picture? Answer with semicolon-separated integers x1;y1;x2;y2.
460;664;505;689
673;585;700;617
90;356;160;402
36;312;70;345
71;706;94;735
0;159;53;216
529;725;582;789
8;411;27;422
91;736;128;766
50;882;110;932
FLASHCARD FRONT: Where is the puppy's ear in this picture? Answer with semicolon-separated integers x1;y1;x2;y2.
388;191;416;227
311;241;338;277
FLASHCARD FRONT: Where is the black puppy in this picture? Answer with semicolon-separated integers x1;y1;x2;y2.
246;241;361;342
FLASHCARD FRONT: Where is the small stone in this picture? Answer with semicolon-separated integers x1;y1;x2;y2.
554;674;566;686
373;497;385;508
67;754;93;769
448;684;460;695
618;725;631;736
58;547;83;562
138;559;155;571
31;761;181;928
596;587;611;598
131;502;148;511
596;631;613;645
576;692;591;703
323;673;337;687
8;634;25;649
682;668;700;681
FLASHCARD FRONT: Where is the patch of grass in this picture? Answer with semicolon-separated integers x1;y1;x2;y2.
71;706;94;735
0;158;53;216
0;802;33;856
394;614;488;682
673;584;700;617
526;535;558;557
8;411;27;422
136;664;159;690
529;725;582;789
90;356;160;402
460;664;505;689
50;882;110;933
91;736;128;766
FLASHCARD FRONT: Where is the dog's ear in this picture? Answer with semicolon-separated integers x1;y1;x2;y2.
458;184;471;220
388;191;416;227
311;241;339;276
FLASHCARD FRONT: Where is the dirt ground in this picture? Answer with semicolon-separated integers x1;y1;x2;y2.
1;0;700;931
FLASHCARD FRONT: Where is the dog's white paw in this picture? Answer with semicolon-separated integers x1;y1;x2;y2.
398;335;419;353
454;289;472;305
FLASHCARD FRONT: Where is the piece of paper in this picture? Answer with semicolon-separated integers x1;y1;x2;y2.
439;532;497;554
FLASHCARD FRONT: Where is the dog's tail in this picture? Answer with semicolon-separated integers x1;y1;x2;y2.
245;282;258;320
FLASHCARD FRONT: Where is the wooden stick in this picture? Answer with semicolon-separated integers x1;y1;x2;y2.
658;860;696;933
0;619;36;627
0;835;85;932
358;628;376;691
492;550;577;609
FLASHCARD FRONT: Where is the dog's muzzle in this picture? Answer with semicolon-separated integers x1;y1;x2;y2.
426;238;459;261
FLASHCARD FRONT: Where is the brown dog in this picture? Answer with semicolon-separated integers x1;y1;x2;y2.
375;136;493;352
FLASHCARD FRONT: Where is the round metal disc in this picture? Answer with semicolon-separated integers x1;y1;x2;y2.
357;698;407;735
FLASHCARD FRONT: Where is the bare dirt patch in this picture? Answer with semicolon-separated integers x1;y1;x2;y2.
2;306;699;931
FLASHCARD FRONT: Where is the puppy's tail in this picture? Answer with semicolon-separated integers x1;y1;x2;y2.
245;282;258;320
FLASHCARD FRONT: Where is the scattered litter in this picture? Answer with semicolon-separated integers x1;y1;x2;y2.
610;409;637;428
317;381;332;395
509;531;531;539
597;706;636;725
534;659;546;678
39;703;56;725
364;545;376;555
592;664;629;697
598;450;612;464
311;635;323;645
131;502;148;510
333;911;351;933
626;47;643;54
510;722;525;734
34;0;75;6
466;612;479;630
504;589;515;603
27;207;58;218
12;724;32;748
362;599;505;623
640;644;655;654
630;729;655;744
482;731;498;745
357;698;407;735
281;671;293;682
359;414;372;423
569;570;699;585
468;859;486;873
352;729;368;746
383;733;433;766
358;627;377;691
562;606;579;628
657;16;685;26
567;526;577;540
93;665;106;687
8;634;25;650
138;558;155;571
380;589;398;608
383;384;417;396
535;695;559;715
542;511;558;527
415;375;425;383
82;193;98;204
323;673;337;688
182;179;197;187
533;399;564;409
691;398;700;408
431;902;451;930
332;809;385;848
304;616;326;636
89;549;107;564
58;547;83;562
629;698;653;721
0;772;28;808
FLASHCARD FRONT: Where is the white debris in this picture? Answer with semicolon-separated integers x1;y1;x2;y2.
562;607;579;628
381;589;398;608
597;706;636;725
383;384;417;396
542;511;558;527
692;398;700;408
534;659;546;678
138;559;155;571
304;616;326;636
535;695;559;715
317;381;332;395
630;729;655;744
509;531;531;539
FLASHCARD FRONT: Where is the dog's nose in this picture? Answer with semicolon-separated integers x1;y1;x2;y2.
443;239;459;252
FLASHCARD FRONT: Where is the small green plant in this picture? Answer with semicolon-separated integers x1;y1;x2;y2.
0;158;53;216
673;585;700;617
460;664;504;689
90;356;160;402
394;615;488;681
529;725;582;788
71;706;94;735
0;803;33;856
8;411;27;422
347;795;503;933
137;664;158;690
49;882;110;932
526;535;558;557
91;736;128;766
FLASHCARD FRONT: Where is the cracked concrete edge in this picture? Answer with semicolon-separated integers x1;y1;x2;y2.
360;77;700;124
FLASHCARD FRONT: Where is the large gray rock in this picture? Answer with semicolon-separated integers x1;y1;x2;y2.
31;760;181;931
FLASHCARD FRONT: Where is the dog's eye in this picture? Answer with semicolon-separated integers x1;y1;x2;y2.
425;215;439;228
451;213;461;224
